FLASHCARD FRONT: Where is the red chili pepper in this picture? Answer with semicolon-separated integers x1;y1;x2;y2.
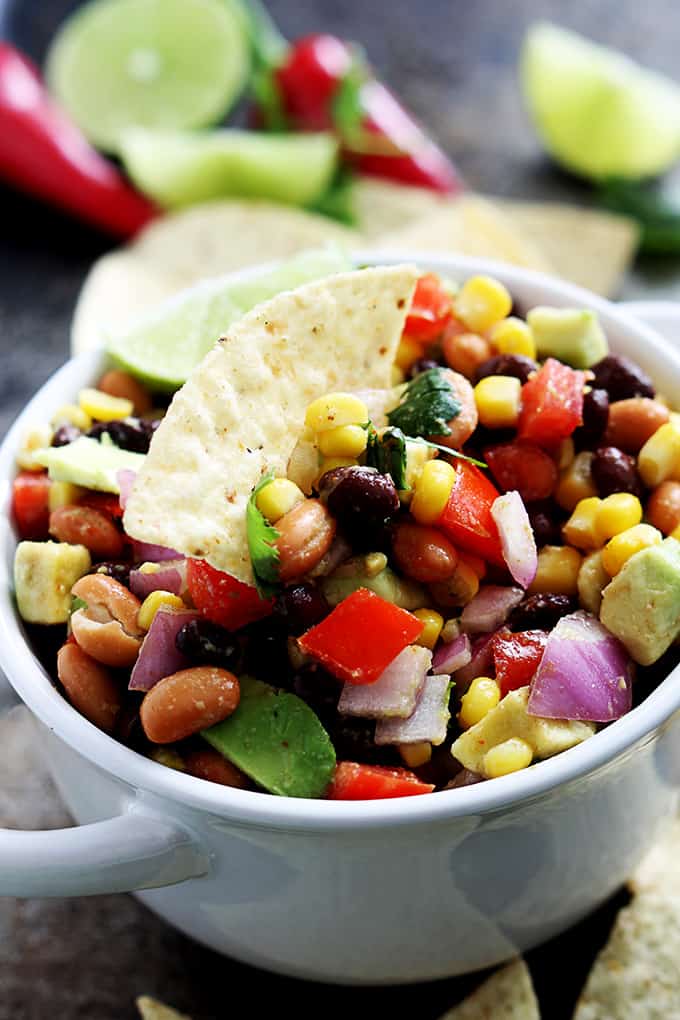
0;43;157;238
327;761;434;799
12;471;51;540
438;461;506;568
491;628;548;697
518;358;586;449
186;558;274;631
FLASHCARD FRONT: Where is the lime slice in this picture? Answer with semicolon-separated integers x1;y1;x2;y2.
45;0;249;153
118;128;339;208
521;22;680;180
107;245;353;389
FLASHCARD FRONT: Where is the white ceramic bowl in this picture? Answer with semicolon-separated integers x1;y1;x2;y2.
1;253;680;986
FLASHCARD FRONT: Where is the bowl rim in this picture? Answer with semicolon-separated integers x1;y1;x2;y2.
1;249;679;832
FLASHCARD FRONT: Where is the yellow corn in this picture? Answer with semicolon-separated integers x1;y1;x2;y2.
50;404;92;431
48;481;84;512
440;617;461;644
671;523;680;541
256;478;305;524
149;748;186;771
318;424;368;459
399;742;432;768
555;452;598;512
455;275;513;333
78;388;133;422
489;316;536;359
138;591;185;631
474;375;522;428
138;562;161;575
637;422;680;488
395;335;424;372
16;425;53;471
483;738;533;779
597;492;643;539
557;438;575;472
365;552;388;577
458;677;501;730
410;459;455;525
601;523;663;576
305;393;368;433
528;545;582;595
412;608;444;650
562;497;605;551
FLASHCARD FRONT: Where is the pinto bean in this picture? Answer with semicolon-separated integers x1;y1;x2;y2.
429;368;478;450
647;481;680;535
70;573;143;667
57;642;121;733
184;749;251;788
97;369;153;416
442;330;491;380
140;666;240;744
391;522;459;583
605;399;670;453
49;505;124;559
275;499;336;582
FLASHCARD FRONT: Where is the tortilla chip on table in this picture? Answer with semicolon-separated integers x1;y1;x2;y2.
438;958;540;1019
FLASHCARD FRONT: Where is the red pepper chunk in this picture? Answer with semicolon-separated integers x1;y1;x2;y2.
186;559;274;632
438;461;505;569
12;471;50;540
518;358;586;448
492;629;548;697
404;273;455;343
328;762;434;799
298;588;424;685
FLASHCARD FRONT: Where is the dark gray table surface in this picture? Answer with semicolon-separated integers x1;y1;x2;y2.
0;1;678;1016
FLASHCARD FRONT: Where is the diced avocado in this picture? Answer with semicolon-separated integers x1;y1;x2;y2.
33;435;145;493
321;560;426;610
14;540;91;624
202;677;336;798
600;538;680;665
527;306;608;369
451;686;595;775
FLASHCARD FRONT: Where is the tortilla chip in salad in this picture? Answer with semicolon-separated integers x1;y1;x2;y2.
438;958;539;1019
136;996;191;1020
628;817;680;897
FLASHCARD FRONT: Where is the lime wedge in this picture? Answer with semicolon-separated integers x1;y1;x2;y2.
521;22;680;180
45;0;249;153
118;128;339;208
107;245;353;389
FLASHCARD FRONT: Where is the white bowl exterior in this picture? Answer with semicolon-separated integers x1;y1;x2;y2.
3;252;680;983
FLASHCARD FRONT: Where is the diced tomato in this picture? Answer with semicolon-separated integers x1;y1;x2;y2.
328;761;434;799
186;559;274;631
404;273;454;343
492;628;548;696
12;471;50;539
484;441;558;503
518;358;585;448
78;491;123;519
298;587;424;685
438;461;505;568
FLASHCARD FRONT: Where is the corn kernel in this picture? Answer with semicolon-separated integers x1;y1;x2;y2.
318;424;368;459
562;497;605;550
440;617;461;644
48;481;84;512
597;492;642;539
671;523;680;541
458;677;501;730
455;275;513;333
256;478;305;524
50;404;92;431
395;335;424;372
601;523;663;576
577;550;609;615
365;552;388;578
138;591;185;631
528;545;582;595
555;452;598;512
149;748;186;772
638;422;680;488
412;608;444;650
138;562;161;575
16;425;53;471
489;316;536;359
410;460;456;525
557;438;575;472
474;375;522;429
399;742;432;768
436;560;481;607
305;393;368;433
483;738;533;779
78;387;133;422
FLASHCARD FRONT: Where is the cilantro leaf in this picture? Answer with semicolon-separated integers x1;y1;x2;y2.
366;426;408;490
388;368;461;438
246;475;281;598
413;437;487;469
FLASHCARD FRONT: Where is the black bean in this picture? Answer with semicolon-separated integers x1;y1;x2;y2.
175;618;241;672
51;424;81;447
474;354;537;385
508;593;576;632
574;388;609;450
292;665;342;725
527;504;562;547
240;616;289;677
274;584;330;635
591;355;655;402
328;716;400;767
319;466;400;539
591;446;643;498
87;418;158;454
410;357;441;379
94;562;131;587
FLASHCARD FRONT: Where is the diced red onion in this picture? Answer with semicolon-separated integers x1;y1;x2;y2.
455;632;496;691
337;645;432;719
129;606;199;692
129;559;187;600
461;585;525;634
116;469;137;509
491;491;538;589
432;633;471;674
130;539;181;562
528;611;634;722
375;674;451;746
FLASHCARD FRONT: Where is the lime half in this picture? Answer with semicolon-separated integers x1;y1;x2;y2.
521;22;680;180
45;0;250;153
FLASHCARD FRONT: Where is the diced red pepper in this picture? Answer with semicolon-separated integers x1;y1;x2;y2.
438;461;505;568
298;587;424;685
518;358;586;448
404;273;454;343
484;441;558;504
186;559;274;632
78;491;124;519
12;471;50;540
492;628;548;696
327;761;434;799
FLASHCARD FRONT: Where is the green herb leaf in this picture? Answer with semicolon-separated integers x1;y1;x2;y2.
70;596;87;616
246;474;281;599
388;367;461;438
413;437;487;469
366;426;409;490
309;166;357;225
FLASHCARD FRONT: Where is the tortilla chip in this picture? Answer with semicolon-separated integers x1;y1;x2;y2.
628;817;680;896
124;266;418;583
438;959;539;1019
352;178;445;238
573;891;680;1018
136;996;191;1020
